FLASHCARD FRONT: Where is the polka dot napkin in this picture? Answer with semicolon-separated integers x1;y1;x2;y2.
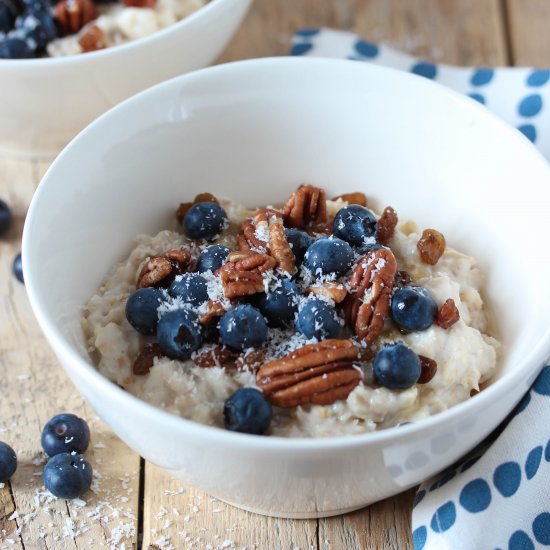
291;28;550;550
291;28;550;161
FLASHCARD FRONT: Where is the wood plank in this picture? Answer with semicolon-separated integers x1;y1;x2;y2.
142;463;317;549
0;157;141;549
505;0;550;66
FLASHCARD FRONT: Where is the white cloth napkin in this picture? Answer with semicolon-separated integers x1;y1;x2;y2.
291;28;550;550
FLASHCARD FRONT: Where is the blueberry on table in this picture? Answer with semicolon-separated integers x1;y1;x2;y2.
125;287;166;336
0;0;17;34
15;9;58;50
12;252;23;283
296;299;342;340
41;413;90;456
219;305;268;351
157;308;203;360
333;204;378;246
43;453;92;499
0;34;35;59
258;279;300;328
0;199;12;237
284;228;313;266
183;201;228;241
303;237;354;278
0;441;17;482
391;286;438;332
373;342;421;389
196;244;230;273
169;273;209;306
223;388;272;435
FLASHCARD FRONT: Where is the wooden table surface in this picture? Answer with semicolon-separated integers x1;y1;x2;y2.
1;1;548;548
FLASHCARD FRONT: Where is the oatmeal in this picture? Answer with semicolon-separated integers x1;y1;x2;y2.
82;186;499;438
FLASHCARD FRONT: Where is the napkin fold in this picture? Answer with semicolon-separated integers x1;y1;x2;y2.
291;28;550;550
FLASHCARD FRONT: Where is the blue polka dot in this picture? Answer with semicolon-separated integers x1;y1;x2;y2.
295;28;320;37
545;438;550;462
411;62;438;79
461;454;481;472
527;69;550;87
515;392;531;415
471;68;494;86
533;512;550;545
517;124;537;143
354;39;379;58
493;462;521;497
518;94;543;117
509;530;535;550
413;526;427;550
413;490;426;508
525;446;543;479
459;478;492;513
406;451;429;470
533;366;550;395
430;501;456;533
291;43;313;56
469;93;486;104
430;470;456;491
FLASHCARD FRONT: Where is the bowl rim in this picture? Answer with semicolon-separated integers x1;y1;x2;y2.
22;56;550;451
0;0;239;67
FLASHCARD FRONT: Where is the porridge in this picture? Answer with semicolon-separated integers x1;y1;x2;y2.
82;185;499;437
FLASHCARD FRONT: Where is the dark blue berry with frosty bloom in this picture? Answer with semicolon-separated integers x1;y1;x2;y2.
296;299;342;340
0;0;17;35
183;202;228;241
169;273;208;306
303;237;354;278
284;228;313;266
197;244;230;273
157;309;203;360
0;199;12;237
15;8;58;50
258;279;300;328
333;204;378;246
373;342;421;389
0;34;35;58
219;305;268;351
0;441;17;482
125;287;166;335
41;413;90;456
391;286;437;331
43;453;92;499
224;388;272;435
12;252;24;283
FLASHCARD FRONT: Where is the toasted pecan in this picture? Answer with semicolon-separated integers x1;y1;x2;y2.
307;281;348;303
54;0;96;35
136;248;192;289
282;184;327;229
331;192;368;206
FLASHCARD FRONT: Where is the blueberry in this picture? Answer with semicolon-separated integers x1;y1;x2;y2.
21;0;52;10
391;286;437;331
15;9;57;50
258;279;300;328
41;413;90;456
0;34;35;58
0;0;17;34
12;252;23;283
43;452;92;499
157;308;203;360
296;299;342;340
0;199;12;237
0;441;17;482
169;273;208;306
197;244;230;273
219;305;268;351
303;237;354;278
373;342;421;389
223;388;272;435
284;228;313;266
183;202;228;241
333;205;378;246
125;288;166;336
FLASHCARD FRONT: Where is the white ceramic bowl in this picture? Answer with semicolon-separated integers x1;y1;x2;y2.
0;0;251;158
23;58;550;518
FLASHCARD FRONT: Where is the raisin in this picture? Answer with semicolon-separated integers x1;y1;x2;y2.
78;24;105;53
377;206;398;245
417;355;437;384
436;298;460;329
133;343;164;375
417;228;446;265
394;270;412;287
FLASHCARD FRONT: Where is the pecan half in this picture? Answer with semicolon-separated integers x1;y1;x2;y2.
256;339;361;408
176;193;219;224
331;192;368;206
436;298;460;329
377;206;398;246
133;343;164;375
282;184;327;230
307;281;347;304
78;23;105;52
346;248;397;344
193;345;237;369
268;216;295;274
417;228;446;265
54;0;97;35
418;355;437;384
136;248;192;289
199;300;227;325
124;0;156;6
